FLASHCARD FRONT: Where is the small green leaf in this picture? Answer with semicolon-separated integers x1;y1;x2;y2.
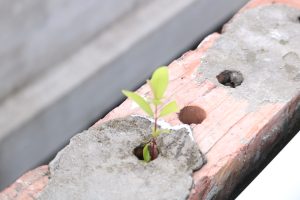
152;128;170;137
159;101;179;117
143;144;151;162
122;90;153;117
149;66;169;101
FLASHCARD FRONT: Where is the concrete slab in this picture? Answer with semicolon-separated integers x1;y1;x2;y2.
38;117;205;200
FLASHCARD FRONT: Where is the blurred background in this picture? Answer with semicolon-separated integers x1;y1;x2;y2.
0;0;249;190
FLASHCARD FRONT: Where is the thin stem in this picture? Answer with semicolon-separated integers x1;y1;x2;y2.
154;104;158;134
149;103;159;160
149;136;158;160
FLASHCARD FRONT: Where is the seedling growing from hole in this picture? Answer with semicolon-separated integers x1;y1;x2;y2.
122;66;179;162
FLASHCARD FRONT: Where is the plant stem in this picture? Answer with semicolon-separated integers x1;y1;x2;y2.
149;137;158;160
154;104;158;135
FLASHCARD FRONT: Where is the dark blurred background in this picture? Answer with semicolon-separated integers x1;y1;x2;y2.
0;0;249;190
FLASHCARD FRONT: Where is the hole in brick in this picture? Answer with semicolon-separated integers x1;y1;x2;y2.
178;106;206;125
298;16;300;22
216;70;244;88
133;142;159;161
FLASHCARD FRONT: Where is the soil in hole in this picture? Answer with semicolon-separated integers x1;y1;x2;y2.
179;106;206;125
133;142;159;161
216;70;244;88
133;145;144;160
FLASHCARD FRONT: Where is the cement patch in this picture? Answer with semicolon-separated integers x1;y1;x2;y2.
198;4;300;109
37;116;205;200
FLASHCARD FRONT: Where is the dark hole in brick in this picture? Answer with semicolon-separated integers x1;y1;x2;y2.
178;106;206;125
133;143;159;161
298;16;300;22
216;70;244;88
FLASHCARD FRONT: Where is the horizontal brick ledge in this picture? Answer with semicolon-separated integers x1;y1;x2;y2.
0;166;48;200
1;0;300;199
242;0;300;10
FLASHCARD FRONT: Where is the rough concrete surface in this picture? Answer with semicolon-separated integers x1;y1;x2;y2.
198;4;300;109
37;116;205;200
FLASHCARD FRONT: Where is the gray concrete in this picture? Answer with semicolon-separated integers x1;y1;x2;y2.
38;116;205;200
0;0;249;189
198;4;300;109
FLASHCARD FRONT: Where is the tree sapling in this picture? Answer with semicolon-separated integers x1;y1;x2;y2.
122;66;179;162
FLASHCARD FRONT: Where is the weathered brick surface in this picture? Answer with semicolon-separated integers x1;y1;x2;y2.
1;0;300;199
0;166;48;200
243;0;300;10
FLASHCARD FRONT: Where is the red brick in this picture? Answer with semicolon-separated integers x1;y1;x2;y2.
0;166;48;200
242;0;300;10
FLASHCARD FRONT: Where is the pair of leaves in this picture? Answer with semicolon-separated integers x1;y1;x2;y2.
122;66;168;116
122;90;179;118
123;66;178;118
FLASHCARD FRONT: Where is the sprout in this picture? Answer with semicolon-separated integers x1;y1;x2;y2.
122;66;179;162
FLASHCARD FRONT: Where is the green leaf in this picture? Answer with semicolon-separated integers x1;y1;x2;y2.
149;66;169;101
122;90;153;117
152;128;170;137
159;101;179;117
143;144;151;162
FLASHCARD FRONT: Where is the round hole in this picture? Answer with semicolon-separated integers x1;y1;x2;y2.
216;70;244;88
133;145;144;160
178;106;206;125
133;142;159;161
298;16;300;22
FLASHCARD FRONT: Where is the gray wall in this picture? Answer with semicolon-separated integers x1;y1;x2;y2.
0;0;249;190
0;0;145;102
